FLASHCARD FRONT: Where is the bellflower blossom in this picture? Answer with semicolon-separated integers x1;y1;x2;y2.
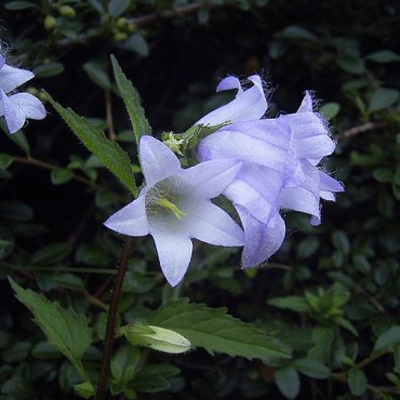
0;54;46;134
104;136;244;287
196;76;343;268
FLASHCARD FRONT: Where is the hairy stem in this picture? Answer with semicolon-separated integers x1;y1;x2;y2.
95;237;134;400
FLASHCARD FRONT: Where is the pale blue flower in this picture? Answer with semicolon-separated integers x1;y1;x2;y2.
0;54;46;134
197;81;343;268
196;75;267;126
104;136;244;286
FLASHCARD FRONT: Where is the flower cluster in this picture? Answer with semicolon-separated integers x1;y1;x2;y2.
197;75;344;268
105;75;343;286
0;53;46;134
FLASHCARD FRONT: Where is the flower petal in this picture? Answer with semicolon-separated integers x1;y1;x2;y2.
224;163;283;223
279;161;321;224
236;205;285;268
0;64;34;94
151;230;193;287
139;136;181;186
179;158;242;199
216;76;243;94
1;92;46;133
297;91;314;113
0;55;5;70
197;120;290;171
196;75;267;125
319;170;344;200
182;200;244;246
104;195;150;236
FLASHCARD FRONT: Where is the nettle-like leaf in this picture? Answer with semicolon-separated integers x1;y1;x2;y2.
111;55;152;145
9;278;92;379
145;299;291;360
49;96;138;197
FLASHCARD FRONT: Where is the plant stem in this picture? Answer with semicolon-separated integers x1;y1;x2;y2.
95;237;134;400
12;156;129;203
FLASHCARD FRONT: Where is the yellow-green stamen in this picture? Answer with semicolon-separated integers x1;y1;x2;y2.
158;198;186;220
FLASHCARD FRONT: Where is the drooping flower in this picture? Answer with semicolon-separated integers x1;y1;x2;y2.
0;54;46;134
104;136;244;287
196;78;343;268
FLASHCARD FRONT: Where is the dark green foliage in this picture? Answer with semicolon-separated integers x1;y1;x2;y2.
2;0;400;399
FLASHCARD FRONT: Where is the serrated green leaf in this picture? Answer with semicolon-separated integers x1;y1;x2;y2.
51;168;73;185
49;96;138;196
293;358;330;379
275;366;300;399
348;368;367;396
146;299;290;360
374;326;400;352
111;55;152;145
369;88;400;113
268;296;311;313
8;278;92;379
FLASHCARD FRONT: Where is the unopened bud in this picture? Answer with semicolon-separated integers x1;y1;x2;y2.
115;17;128;31
59;5;77;19
73;381;94;399
44;15;57;31
113;32;128;42
121;322;191;354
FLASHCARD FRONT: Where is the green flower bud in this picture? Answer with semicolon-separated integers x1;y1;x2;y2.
115;17;128;31
59;5;77;19
25;87;39;96
73;381;95;400
113;31;128;42
127;22;137;34
44;15;57;31
121;322;191;354
38;91;50;103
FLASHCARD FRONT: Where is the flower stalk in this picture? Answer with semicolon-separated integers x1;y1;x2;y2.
95;237;134;400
